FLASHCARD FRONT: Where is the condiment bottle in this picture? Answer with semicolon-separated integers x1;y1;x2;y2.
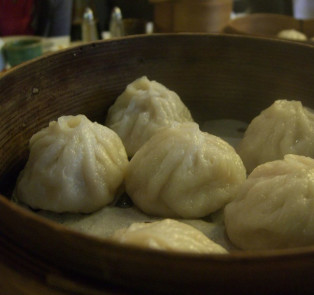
109;7;124;38
82;7;98;42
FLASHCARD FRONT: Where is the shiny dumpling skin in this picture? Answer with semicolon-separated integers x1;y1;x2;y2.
110;219;228;254
16;115;129;213
224;154;314;250
237;100;314;173
105;76;193;157
125;122;246;219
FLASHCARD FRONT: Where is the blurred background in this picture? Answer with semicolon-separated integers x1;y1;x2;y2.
1;0;314;40
1;0;314;70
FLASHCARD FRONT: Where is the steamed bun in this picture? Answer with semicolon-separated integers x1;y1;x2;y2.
110;219;228;254
237;100;314;173
16;115;129;213
277;29;307;41
125;122;246;218
225;154;314;250
106;76;193;157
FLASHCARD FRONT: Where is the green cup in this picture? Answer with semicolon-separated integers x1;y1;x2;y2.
3;38;43;67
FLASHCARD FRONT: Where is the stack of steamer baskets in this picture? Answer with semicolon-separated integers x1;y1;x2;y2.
0;33;314;294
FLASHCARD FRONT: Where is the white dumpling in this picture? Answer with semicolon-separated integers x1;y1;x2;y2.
125;122;246;218
105;76;193;157
277;29;307;41
16;115;129;213
224;154;314;250
110;219;228;254
237;100;314;173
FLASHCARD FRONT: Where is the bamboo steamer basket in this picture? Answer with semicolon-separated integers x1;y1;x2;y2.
1;34;314;294
224;13;314;40
150;0;233;33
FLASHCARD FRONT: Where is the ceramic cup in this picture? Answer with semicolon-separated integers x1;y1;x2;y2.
3;38;43;67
